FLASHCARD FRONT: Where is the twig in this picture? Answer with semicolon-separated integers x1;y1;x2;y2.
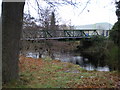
78;0;91;15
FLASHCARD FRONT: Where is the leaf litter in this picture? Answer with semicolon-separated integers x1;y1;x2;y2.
4;56;120;88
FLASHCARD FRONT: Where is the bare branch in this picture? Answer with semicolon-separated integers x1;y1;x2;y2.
44;0;81;7
27;1;38;11
78;0;91;15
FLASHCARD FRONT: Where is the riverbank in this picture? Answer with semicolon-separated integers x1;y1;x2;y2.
3;56;120;88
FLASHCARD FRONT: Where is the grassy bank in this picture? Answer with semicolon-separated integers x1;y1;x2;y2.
3;56;120;88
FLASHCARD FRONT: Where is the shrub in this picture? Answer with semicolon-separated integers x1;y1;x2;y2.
105;44;119;71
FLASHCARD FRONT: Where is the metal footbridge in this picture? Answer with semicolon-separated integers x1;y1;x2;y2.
21;29;108;41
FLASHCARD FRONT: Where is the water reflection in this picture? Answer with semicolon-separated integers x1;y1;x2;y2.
24;51;109;71
26;52;39;59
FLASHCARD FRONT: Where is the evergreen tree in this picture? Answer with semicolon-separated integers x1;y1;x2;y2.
110;1;120;47
110;1;120;71
50;12;56;30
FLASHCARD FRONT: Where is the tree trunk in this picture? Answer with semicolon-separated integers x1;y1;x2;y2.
2;2;25;83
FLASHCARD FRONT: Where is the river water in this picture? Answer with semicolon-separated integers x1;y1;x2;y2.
20;40;110;71
24;51;110;71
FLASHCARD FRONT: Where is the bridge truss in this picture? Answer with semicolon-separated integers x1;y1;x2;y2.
21;29;100;40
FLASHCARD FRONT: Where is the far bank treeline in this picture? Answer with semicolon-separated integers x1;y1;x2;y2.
76;20;120;72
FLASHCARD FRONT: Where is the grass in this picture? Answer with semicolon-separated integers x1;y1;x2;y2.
3;56;120;88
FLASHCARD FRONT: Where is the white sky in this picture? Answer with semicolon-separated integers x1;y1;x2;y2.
23;0;118;26
0;0;118;26
57;0;117;25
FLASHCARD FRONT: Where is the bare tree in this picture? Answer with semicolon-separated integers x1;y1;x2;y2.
40;7;52;30
23;13;38;30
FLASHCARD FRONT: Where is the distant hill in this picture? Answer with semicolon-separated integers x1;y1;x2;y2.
74;22;113;30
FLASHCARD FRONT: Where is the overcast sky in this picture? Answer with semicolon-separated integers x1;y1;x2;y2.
23;0;118;26
0;0;118;26
58;0;118;25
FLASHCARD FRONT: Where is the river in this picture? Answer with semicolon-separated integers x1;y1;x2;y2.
24;51;109;71
20;40;110;71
